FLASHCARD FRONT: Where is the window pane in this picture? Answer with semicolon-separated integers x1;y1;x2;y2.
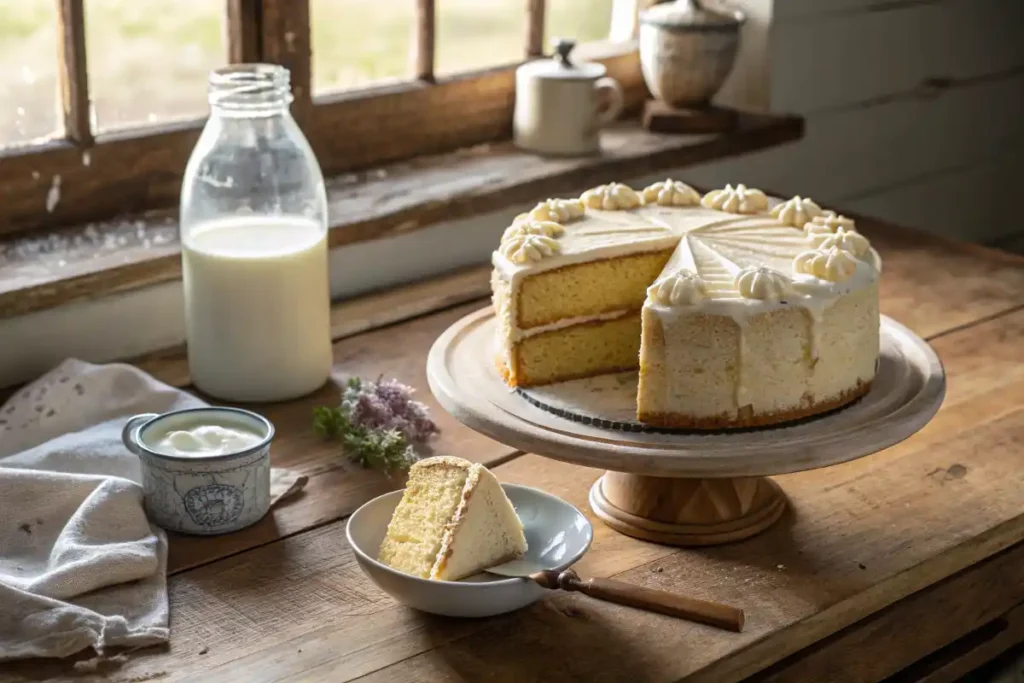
436;0;523;77
0;0;60;148
311;0;414;94
546;0;614;45
84;0;225;132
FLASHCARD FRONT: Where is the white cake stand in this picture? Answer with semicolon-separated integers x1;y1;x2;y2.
426;308;945;546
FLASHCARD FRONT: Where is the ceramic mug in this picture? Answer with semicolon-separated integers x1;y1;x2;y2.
513;40;625;156
122;407;274;535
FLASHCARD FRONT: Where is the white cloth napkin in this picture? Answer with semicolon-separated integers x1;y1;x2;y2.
0;360;306;661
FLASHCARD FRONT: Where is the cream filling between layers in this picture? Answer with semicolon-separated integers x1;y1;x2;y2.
498;304;636;370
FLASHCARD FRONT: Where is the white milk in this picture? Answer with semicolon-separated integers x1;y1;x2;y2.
182;216;332;401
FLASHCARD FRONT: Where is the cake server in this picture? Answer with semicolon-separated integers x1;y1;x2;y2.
486;560;744;632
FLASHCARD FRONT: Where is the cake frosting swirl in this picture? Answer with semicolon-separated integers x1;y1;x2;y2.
647;269;707;306
794;247;859;282
805;212;856;233
499;233;560;263
580;183;641;210
807;226;870;257
501;219;565;242
529;198;585;223
735;266;793;301
771;196;823;227
701;184;768;214
642;179;701;207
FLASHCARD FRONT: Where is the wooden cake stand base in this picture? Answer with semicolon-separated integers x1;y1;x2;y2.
427;308;945;547
590;473;786;546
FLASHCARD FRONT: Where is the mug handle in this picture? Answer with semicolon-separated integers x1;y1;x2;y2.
122;413;159;456
594;76;625;127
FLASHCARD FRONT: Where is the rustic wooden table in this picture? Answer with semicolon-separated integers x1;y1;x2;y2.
4;217;1023;683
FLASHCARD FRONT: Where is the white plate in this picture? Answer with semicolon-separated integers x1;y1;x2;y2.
346;483;592;618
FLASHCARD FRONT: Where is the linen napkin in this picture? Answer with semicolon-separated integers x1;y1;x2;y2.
0;359;307;661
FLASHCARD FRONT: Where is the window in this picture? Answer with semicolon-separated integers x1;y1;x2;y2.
0;0;631;238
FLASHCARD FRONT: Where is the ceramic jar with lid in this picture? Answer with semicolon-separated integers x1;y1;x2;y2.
514;39;625;156
639;0;745;108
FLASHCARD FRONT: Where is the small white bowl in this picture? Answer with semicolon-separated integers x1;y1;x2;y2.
347;483;592;618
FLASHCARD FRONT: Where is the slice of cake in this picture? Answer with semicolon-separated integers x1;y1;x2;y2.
378;456;528;581
491;181;881;429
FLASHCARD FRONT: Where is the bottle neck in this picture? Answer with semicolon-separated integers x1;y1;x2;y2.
208;64;293;118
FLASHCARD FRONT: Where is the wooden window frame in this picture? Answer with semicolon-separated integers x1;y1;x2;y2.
0;0;644;239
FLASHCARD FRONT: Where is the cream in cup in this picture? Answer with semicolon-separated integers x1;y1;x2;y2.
122;407;274;535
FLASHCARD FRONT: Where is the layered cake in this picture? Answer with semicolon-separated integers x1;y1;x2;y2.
491;181;881;429
378;456;527;580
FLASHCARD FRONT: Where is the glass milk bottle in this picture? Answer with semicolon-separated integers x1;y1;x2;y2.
180;64;332;402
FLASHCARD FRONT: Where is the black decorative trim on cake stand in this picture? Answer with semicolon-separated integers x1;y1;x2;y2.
514;385;866;435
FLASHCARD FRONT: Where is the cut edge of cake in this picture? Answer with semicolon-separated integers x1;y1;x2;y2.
377;456;528;581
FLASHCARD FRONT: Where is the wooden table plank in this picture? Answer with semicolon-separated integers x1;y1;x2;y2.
860;217;1024;339
745;543;1024;683
5;307;1019;683
167;300;519;574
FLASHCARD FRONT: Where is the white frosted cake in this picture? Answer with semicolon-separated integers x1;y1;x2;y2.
491;181;881;429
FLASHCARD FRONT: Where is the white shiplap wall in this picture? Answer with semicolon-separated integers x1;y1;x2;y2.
682;0;1024;243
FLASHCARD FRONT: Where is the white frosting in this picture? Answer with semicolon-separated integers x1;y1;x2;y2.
499;233;560;263
529;198;584;223
794;247;858;282
493;184;882;398
770;196;823;227
580;183;642;210
642;179;701;207
735;266;793;301
805;211;855;233
647;269;707;306
501;219;565;242
510;309;633;343
808;226;870;257
150;424;263;457
701;184;769;214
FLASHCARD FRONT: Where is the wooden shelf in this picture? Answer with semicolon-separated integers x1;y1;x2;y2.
0;113;803;320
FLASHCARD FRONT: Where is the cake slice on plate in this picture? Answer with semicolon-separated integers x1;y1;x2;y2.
378;456;528;581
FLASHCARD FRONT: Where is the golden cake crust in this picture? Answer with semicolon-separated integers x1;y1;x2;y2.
638;380;872;430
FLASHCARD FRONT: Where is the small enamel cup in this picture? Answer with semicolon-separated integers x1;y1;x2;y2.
514;38;624;156
121;407;274;535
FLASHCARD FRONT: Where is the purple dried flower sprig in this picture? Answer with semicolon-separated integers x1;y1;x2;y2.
314;376;439;473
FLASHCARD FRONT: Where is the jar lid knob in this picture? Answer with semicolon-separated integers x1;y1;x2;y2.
552;37;576;67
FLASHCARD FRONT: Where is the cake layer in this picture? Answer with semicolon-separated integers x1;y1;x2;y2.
508;313;641;387
516;250;673;328
638;283;879;428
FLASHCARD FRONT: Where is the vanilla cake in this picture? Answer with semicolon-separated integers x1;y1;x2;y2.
378;456;527;580
491;181;881;429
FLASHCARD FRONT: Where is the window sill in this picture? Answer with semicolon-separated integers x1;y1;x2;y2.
0;112;803;320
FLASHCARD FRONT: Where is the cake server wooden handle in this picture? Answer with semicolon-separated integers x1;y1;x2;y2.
530;569;744;632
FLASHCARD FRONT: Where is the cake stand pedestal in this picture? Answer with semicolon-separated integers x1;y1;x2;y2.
427;308;945;547
590;472;785;546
